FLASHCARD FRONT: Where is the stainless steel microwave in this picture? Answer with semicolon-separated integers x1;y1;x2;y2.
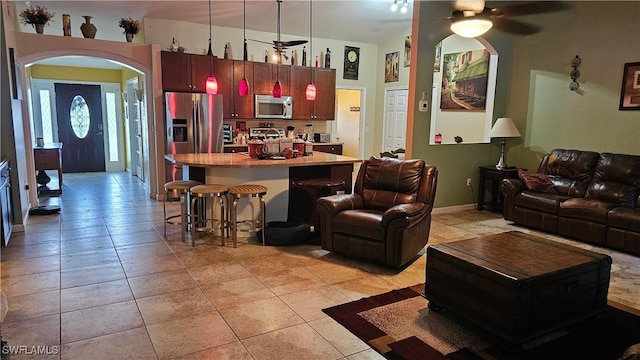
255;95;292;119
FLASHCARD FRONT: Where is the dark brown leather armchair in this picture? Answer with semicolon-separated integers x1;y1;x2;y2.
317;156;438;268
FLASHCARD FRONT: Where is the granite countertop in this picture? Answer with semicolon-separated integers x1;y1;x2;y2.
165;152;360;168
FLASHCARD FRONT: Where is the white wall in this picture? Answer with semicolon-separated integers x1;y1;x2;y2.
374;26;412;157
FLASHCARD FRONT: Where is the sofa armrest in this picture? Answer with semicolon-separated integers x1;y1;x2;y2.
381;203;428;227
317;194;363;217
501;178;526;221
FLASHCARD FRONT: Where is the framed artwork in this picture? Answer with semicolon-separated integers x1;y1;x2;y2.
619;62;640;110
440;49;490;110
404;36;411;68
9;47;23;100
434;41;442;72
385;51;399;83
343;46;360;80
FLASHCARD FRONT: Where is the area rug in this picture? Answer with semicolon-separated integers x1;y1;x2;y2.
322;284;640;360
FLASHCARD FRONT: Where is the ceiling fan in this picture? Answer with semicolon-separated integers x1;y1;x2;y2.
449;0;570;37
249;0;308;61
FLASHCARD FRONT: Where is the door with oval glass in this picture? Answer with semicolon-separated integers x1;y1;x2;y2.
55;83;105;172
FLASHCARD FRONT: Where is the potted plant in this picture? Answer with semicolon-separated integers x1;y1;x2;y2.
19;4;54;34
118;17;140;42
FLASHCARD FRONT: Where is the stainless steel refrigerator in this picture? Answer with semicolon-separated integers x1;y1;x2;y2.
165;92;224;186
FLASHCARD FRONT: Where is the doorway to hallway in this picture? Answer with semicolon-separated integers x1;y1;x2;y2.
334;88;363;158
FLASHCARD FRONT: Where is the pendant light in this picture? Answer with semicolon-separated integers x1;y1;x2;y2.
305;0;316;101
238;0;250;97
272;0;283;98
205;0;218;94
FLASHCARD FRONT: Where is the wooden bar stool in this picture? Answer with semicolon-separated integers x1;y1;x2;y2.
189;184;230;247
163;180;202;243
229;184;268;247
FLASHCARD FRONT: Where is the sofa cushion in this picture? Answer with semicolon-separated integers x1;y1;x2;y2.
360;157;423;211
518;169;557;194
515;191;568;214
540;149;599;197
559;198;617;224
608;207;640;232
333;209;385;241
585;153;640;207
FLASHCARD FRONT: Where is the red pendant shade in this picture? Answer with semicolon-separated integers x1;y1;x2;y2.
205;75;218;94
272;80;282;98
239;77;250;97
305;82;316;101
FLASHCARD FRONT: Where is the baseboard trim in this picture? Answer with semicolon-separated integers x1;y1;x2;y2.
432;204;476;214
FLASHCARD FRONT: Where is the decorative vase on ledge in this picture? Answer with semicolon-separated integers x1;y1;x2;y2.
125;33;133;42
35;23;45;34
80;15;97;38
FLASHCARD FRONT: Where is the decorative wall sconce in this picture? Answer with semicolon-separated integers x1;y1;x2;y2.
570;55;581;91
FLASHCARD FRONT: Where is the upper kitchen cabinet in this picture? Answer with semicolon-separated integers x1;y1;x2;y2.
161;51;214;93
290;66;336;120
253;62;290;97
216;59;254;119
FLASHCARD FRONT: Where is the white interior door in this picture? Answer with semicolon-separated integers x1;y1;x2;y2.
383;88;408;152
334;89;362;158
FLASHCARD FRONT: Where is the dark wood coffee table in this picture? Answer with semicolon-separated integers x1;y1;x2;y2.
424;231;612;347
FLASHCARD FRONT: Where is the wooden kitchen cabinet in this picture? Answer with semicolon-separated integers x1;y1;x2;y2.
161;51;214;93
253;62;290;96
216;59;254;119
313;144;342;155
290;66;336;120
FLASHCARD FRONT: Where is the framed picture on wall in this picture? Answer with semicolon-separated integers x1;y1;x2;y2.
385;51;399;83
404;36;411;67
619;62;640;110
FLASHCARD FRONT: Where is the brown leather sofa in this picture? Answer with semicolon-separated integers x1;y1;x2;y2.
502;149;640;256
317;156;438;268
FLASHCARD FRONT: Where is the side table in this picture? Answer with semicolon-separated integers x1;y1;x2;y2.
477;166;522;212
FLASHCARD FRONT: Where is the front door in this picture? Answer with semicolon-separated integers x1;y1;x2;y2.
55;83;105;172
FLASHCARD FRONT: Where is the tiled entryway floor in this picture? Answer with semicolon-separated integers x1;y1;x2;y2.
1;172;638;359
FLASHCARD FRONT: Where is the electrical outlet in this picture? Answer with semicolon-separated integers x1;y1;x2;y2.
466;178;472;187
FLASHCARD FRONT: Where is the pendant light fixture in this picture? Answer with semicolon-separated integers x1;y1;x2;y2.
272;0;283;98
205;0;218;94
305;0;316;101
238;0;250;97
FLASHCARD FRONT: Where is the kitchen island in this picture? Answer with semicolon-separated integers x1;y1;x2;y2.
165;152;361;223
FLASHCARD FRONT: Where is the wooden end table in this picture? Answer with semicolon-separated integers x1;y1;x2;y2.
477;166;522;212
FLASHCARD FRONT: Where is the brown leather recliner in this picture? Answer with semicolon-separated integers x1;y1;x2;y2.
317;156;438;268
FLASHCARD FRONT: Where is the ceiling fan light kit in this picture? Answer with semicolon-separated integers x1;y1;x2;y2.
450;10;492;38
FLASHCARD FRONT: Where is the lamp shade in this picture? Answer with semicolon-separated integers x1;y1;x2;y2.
205;75;218;94
272;80;282;98
490;117;521;138
305;82;317;100
238;77;250;97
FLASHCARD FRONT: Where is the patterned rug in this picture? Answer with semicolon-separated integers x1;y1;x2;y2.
322;284;640;360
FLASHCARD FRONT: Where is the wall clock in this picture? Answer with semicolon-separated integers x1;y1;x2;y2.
343;46;360;80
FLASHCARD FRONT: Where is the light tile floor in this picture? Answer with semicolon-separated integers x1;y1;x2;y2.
0;172;638;360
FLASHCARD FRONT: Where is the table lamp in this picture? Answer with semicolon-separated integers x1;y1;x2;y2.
490;117;521;170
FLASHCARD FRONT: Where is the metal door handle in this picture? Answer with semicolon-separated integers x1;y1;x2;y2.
97;131;103;136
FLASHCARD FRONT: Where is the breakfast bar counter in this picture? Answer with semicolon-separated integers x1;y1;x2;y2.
165;152;361;222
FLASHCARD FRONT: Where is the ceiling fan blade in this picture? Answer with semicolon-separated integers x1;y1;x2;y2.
492;17;541;35
496;1;570;17
248;38;273;46
276;40;308;47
